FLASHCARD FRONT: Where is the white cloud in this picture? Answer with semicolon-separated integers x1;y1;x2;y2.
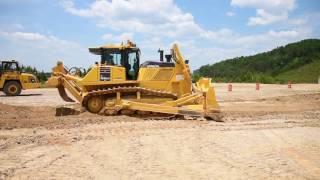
268;30;299;38
231;0;295;11
248;9;288;26
102;32;134;42
136;28;310;70
0;30;91;71
0;31;48;41
0;30;82;50
201;28;236;41
211;29;307;47
58;0;314;70
64;1;311;68
226;11;235;17
233;30;303;48
175;28;311;69
61;0;205;38
0;0;316;74
231;0;296;26
289;18;307;26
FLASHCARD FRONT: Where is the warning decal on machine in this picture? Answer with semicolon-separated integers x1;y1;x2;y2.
100;67;111;81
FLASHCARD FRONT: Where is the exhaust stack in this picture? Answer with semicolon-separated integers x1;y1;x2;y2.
158;49;164;62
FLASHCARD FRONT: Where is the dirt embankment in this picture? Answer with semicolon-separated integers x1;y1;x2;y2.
0;86;320;179
0;103;146;130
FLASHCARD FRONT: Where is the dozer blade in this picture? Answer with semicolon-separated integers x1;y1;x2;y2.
120;100;222;121
195;78;219;110
204;84;219;110
194;78;221;121
58;86;75;102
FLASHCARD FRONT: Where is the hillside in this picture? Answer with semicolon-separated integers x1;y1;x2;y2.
193;39;320;83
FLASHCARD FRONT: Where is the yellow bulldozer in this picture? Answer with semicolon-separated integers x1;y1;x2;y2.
0;60;40;96
46;41;220;119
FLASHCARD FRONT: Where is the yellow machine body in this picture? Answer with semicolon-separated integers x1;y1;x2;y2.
46;41;220;119
0;60;40;96
138;44;192;97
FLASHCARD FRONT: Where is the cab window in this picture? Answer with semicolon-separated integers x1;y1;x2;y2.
101;51;122;66
111;53;122;66
2;62;18;71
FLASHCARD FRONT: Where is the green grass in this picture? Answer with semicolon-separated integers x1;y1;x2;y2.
275;60;320;83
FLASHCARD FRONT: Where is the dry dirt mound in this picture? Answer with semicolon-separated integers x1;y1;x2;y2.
0;103;144;130
221;93;320;121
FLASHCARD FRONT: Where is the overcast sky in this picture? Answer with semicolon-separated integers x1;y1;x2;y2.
0;0;319;71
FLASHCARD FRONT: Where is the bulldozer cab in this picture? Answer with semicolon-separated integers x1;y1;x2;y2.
89;42;140;80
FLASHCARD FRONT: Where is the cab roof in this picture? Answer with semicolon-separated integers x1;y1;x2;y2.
88;41;139;55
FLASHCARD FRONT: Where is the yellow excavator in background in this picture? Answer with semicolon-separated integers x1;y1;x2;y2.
46;41;220;119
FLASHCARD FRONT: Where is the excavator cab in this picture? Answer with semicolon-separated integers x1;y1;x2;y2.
89;41;140;80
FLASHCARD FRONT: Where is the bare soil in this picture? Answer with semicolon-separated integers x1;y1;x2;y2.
0;84;320;179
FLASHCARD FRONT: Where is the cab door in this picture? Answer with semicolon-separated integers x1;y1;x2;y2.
126;51;140;80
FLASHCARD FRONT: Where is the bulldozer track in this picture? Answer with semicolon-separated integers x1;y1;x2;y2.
81;86;182;117
83;86;178;104
81;86;221;120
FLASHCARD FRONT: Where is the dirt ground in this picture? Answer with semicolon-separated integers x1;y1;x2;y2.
0;83;320;179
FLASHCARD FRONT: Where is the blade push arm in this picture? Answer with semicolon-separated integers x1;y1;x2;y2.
171;44;192;84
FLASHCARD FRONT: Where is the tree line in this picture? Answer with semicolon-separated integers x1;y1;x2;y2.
20;65;50;83
193;39;320;83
